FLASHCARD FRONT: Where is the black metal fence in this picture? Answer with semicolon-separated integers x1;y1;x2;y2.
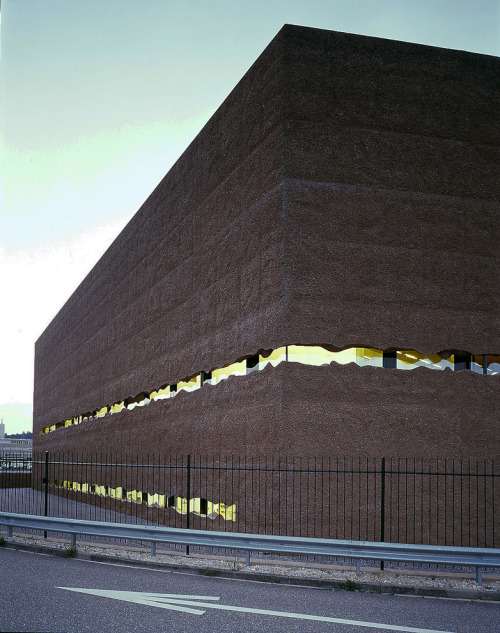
0;453;497;548
0;452;32;489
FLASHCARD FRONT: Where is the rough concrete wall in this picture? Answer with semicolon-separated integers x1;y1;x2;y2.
34;367;283;455
35;357;499;459
34;25;499;461
280;363;499;458
281;25;500;354
34;32;286;438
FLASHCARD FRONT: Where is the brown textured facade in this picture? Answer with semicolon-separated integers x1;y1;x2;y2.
34;25;499;459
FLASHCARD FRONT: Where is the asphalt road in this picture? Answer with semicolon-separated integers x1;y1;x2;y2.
0;548;498;633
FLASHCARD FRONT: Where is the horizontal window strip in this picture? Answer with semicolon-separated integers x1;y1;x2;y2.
39;345;500;436
48;478;236;520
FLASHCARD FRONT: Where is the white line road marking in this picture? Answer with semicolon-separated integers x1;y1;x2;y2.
57;588;459;632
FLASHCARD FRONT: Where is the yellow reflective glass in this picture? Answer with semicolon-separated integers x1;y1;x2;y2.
47;479;235;520
331;348;358;365
207;501;218;519
177;375;201;393
355;347;383;367
219;503;236;521
150;386;170;401
176;497;188;514
212;360;246;384
211;368;226;384
189;498;201;514
259;346;286;369
110;402;125;414
397;351;452;370
288;345;338;365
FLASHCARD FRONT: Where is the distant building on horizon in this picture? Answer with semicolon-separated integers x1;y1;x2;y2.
33;25;499;459
0;418;32;458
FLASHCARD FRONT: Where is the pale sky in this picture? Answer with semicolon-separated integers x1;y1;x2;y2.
0;0;498;433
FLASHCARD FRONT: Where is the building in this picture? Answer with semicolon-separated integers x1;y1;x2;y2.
0;420;32;460
33;25;499;461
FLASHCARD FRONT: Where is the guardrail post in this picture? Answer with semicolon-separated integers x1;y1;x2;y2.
70;534;76;547
380;457;386;570
476;567;483;585
44;452;49;539
246;551;251;567
186;454;191;555
151;542;157;556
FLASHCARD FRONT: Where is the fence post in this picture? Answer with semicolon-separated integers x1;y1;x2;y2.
186;454;191;555
44;451;49;538
380;456;386;570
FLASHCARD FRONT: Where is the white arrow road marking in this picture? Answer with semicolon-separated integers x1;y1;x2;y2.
57;588;458;633
57;589;219;615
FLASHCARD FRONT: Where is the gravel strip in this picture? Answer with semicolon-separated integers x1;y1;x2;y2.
3;533;499;596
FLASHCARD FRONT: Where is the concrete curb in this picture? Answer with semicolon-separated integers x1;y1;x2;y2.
4;541;500;602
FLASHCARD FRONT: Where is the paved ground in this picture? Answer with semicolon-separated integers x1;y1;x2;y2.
2;546;499;633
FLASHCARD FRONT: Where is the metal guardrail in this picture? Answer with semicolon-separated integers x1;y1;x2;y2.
1;511;498;584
